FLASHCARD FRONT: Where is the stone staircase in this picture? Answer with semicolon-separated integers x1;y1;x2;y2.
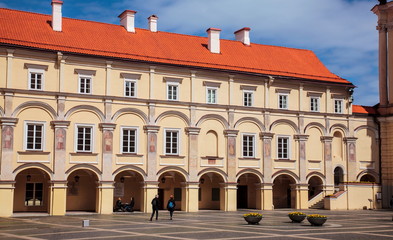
309;199;324;209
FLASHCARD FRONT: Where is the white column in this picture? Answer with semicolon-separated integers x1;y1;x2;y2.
6;49;14;89
149;66;155;100
106;61;112;96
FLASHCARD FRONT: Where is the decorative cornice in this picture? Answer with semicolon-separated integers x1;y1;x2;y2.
99;123;116;130
260;132;274;139
143;125;160;133
223;129;239;137
185;127;201;135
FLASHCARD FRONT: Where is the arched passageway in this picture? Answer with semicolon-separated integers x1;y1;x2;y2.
199;172;225;210
158;171;186;211
308;176;323;200
273;174;296;209
13;168;51;213
237;173;261;209
113;171;144;211
360;174;376;183
66;169;98;212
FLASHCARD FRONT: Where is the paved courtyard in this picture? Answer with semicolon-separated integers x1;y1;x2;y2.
1;209;393;240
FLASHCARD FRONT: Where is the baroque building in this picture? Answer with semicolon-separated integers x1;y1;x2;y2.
0;1;380;216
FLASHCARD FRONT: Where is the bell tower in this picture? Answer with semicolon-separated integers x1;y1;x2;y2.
373;0;393;207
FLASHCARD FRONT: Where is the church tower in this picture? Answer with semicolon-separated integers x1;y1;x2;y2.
373;0;393;207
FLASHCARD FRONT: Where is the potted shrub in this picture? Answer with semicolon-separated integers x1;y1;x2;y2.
288;212;306;223
243;213;263;225
307;214;327;226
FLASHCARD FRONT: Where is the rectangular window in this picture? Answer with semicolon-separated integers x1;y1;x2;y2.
277;136;289;159
212;188;220;201
310;97;320;112
122;128;137;153
278;94;288;109
25;183;43;206
207;88;217;104
124;80;136;97
76;126;92;152
243;91;253;107
167;84;178;100
26;123;43;151
29;72;43;90
165;130;179;155
79;76;91;94
334;99;343;113
242;134;255;158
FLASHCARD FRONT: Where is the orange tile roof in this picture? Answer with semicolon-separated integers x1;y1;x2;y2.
0;8;351;84
352;105;376;114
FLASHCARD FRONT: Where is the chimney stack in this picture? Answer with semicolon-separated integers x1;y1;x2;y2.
234;27;251;46
118;10;137;33
206;28;221;54
148;15;158;32
51;0;63;32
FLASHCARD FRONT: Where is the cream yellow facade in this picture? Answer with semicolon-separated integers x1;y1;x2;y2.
0;44;380;217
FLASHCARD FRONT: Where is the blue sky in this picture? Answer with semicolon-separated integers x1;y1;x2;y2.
0;0;379;106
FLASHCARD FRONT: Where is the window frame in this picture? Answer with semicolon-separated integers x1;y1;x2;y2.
120;126;139;154
277;135;291;159
25;182;44;206
334;99;344;114
206;87;218;104
78;74;92;94
164;128;180;155
167;82;179;101
124;79;137;98
28;68;44;90
278;93;288;109
310;96;320;112
74;124;95;153
243;90;253;107
24;121;45;151
242;133;256;158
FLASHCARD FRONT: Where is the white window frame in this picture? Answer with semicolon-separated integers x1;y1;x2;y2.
278;93;288;109
277;135;291;159
74;124;95;153
242;133;256;158
124;79;137;98
24;121;46;151
243;90;253;107
206;87;218;104
164;128;181;155
167;82;179;101
310;96;320;112
334;99;344;114
78;74;92;94
120;126;139;154
28;68;44;90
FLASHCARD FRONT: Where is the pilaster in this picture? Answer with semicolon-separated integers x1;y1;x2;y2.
144;125;160;181
344;137;358;182
321;136;334;190
51;120;70;181
49;180;67;215
6;49;14;89
224;129;238;183
142;181;159;213
260;132;274;183
260;183;273;210
293;183;309;209
294;134;309;183
99;123;116;181
0;181;15;217
186;127;200;182
184;182;199;212
0;117;18;180
97;181;115;214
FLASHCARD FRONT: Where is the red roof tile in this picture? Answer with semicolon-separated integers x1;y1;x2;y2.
352;105;376;114
0;8;351;84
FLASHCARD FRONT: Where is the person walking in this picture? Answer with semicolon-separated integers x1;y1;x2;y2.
167;194;176;220
149;194;160;221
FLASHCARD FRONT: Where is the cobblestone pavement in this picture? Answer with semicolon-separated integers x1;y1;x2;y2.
1;209;393;240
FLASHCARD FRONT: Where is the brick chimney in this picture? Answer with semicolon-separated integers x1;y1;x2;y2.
234;27;251;46
118;10;137;33
207;28;221;54
148;15;158;32
51;0;63;32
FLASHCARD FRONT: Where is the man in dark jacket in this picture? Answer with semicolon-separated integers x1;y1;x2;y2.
149;194;160;221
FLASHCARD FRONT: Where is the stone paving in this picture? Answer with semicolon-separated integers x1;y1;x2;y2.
1;209;393;240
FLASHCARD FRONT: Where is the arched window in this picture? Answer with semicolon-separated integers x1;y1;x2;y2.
360;174;376;183
334;167;344;189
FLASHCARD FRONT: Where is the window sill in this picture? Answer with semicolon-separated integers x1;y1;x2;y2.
201;156;224;160
70;152;99;156
160;155;185;159
274;158;295;162
116;153;143;157
239;157;260;160
18;151;50;155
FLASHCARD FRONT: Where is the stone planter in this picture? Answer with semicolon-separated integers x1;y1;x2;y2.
307;217;327;226
244;215;262;225
288;214;306;223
